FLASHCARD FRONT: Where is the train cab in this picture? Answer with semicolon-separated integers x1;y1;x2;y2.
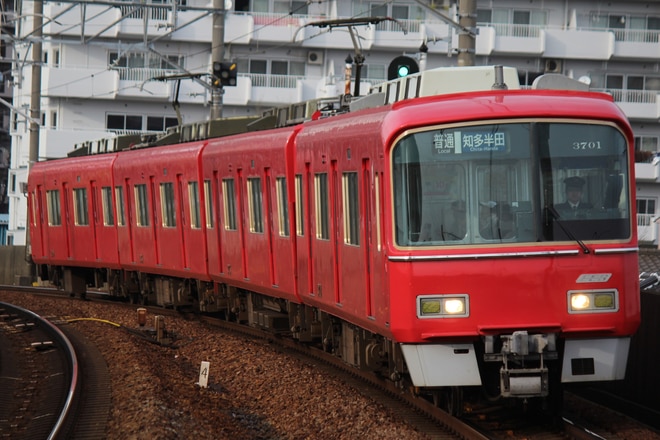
382;83;639;397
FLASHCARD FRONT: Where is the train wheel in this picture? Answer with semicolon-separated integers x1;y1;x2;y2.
442;387;464;417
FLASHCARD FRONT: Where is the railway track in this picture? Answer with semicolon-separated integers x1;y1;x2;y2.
0;301;78;439
2;286;657;439
0;300;112;440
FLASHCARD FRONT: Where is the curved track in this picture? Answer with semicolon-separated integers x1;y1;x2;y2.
0;302;77;439
0;300;112;440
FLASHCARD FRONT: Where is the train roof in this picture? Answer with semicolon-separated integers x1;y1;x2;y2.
66;65;593;158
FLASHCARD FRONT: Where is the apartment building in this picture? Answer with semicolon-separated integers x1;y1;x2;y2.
4;0;660;245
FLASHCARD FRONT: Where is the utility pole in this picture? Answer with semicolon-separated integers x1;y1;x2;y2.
210;0;224;119
29;1;42;168
26;0;43;258
457;0;476;67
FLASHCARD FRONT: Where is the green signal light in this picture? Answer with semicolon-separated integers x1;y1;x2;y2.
397;65;410;77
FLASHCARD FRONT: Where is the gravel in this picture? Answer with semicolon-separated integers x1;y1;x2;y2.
0;292;429;440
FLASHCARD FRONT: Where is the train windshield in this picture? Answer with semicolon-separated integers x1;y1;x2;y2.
392;120;630;246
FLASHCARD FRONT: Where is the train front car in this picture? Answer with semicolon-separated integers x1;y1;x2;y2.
384;71;640;411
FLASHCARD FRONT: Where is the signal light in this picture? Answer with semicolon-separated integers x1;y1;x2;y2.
388;55;419;80
212;61;237;87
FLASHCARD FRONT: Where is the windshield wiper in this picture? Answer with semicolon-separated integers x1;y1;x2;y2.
545;204;590;254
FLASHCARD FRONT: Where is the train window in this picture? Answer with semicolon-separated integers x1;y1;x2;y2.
46;190;61;226
248;177;264;233
295;174;304;236
204;180;214;229
188;181;201;229
342;172;359;245
160;182;176;228
276;177;289;237
222;179;237;230
392;120;631;246
135;184;150;227
115;186;126;226
315;173;329;239
73;188;89;226
101;187;114;226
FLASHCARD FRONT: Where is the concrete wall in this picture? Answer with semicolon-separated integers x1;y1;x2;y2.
0;246;33;285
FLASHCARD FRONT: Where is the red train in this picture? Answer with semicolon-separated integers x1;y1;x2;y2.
27;66;640;412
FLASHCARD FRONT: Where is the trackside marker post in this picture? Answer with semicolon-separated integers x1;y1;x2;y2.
198;361;210;388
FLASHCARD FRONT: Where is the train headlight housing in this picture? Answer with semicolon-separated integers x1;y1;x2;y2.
417;294;469;319
568;289;618;314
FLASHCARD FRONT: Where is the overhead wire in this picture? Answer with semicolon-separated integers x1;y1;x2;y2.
21;0;399;101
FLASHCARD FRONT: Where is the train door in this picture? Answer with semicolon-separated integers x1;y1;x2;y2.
63;182;72;259
332;163;340;304
336;164;369;317
177;174;188;269
265;169;276;286
32;186;46;259
295;167;313;297
90;181;100;260
123;179;135;264
362;161;374;317
150;177;160;265
210;172;223;275
311;161;338;304
238;169;248;279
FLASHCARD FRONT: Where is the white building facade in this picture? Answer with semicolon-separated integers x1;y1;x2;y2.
6;0;660;245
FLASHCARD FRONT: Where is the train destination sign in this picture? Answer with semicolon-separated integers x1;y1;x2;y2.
433;130;507;155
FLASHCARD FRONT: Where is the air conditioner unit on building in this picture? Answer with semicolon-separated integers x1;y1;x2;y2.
308;51;323;65
544;59;563;73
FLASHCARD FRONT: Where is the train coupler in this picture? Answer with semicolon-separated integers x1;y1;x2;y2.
500;367;549;397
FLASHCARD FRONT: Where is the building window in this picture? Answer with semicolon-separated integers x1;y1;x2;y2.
46;190;61;226
276;176;289;236
223;179;237;230
115;186;126;226
102;186;114;226
189;181;201;229
147;116;179;132
73;188;89;226
135;184;150;227
107;114;143;131
204;179;214;229
635;136;659;154
160;182;176;227
109;51;183;81
237;59;305;88
315;173;329;239
637;198;656;227
248;177;263;233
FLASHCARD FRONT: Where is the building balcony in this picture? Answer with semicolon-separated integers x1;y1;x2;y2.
42;2;660;63
597;89;660;122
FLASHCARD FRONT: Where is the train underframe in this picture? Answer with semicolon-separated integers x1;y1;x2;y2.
40;263;564;415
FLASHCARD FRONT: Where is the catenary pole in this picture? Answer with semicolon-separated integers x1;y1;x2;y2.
457;0;476;67
210;0;224;119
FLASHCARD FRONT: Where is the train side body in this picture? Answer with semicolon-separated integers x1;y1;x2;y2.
201;127;300;303
294;107;392;335
112;141;209;281
28;154;120;269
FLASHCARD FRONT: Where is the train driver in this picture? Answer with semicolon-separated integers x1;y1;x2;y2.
555;176;593;218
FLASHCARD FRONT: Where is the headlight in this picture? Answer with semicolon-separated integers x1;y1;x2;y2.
418;294;469;319
568;289;618;314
